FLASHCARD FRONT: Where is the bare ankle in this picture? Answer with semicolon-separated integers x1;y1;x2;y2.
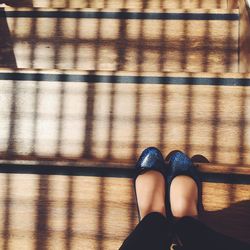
136;170;166;220
170;176;198;218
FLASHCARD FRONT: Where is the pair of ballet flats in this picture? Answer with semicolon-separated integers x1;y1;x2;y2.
134;147;203;219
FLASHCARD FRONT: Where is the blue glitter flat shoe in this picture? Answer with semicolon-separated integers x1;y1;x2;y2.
135;147;166;177
134;147;166;220
166;151;203;217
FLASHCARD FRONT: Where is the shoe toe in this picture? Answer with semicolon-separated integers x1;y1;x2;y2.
169;151;193;171
135;147;166;173
167;151;201;195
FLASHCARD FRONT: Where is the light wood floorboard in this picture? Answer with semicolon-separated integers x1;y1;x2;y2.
0;70;249;165
0;173;249;250
0;0;233;9
0;8;239;72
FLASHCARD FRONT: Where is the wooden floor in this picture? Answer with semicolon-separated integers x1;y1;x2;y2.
0;2;249;250
0;169;249;250
0;8;239;72
0;0;239;9
0;69;250;165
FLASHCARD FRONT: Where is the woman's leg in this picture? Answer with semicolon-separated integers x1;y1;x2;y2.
170;176;250;250
119;171;172;250
119;212;172;250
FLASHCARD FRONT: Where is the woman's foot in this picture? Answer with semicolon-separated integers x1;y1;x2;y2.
166;151;201;219
136;170;166;219
134;147;167;220
170;175;198;218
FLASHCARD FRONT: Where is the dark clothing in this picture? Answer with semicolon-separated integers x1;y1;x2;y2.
119;212;172;250
119;212;250;250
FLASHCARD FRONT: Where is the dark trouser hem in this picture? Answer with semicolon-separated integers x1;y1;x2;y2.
119;212;172;250
175;216;250;250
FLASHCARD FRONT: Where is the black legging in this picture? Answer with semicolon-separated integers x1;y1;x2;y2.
119;212;250;250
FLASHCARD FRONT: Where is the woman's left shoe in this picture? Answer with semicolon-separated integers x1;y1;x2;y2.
134;147;167;220
165;151;203;218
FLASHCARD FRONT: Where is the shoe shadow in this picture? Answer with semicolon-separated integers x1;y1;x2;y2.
200;200;250;244
191;154;210;163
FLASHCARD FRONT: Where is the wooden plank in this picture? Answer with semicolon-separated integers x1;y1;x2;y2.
1;158;250;174
228;0;239;9
1;0;229;9
0;70;250;165
239;0;250;72
0;8;239;72
197;163;250;175
0;173;249;250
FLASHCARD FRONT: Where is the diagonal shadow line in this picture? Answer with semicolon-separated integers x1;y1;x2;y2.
3;174;11;250
211;83;220;164
103;0;109;8
28;5;37;69
65;176;73;250
0;8;17;68
131;7;147;160
239;86;247;165
35;175;49;250
56;74;66;157
6;80;17;159
65;0;70;8
225;14;237;72
2;0;33;7
158;12;168;150
82;79;96;159
30;74;40;157
97;176;105;250
105;83;116;159
201;17;210;72
82;7;102;159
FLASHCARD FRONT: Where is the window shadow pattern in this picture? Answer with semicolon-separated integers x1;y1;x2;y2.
1;0;234;9
1;72;249;165
0;7;245;165
0;170;138;250
0;4;249;250
0;171;249;250
0;76;250;249
0;9;239;71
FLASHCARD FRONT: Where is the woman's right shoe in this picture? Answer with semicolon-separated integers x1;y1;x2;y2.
135;147;166;178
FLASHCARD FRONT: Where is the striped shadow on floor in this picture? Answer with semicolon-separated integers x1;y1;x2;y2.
0;9;240;20
1;70;250;165
1;71;250;86
0;162;250;184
